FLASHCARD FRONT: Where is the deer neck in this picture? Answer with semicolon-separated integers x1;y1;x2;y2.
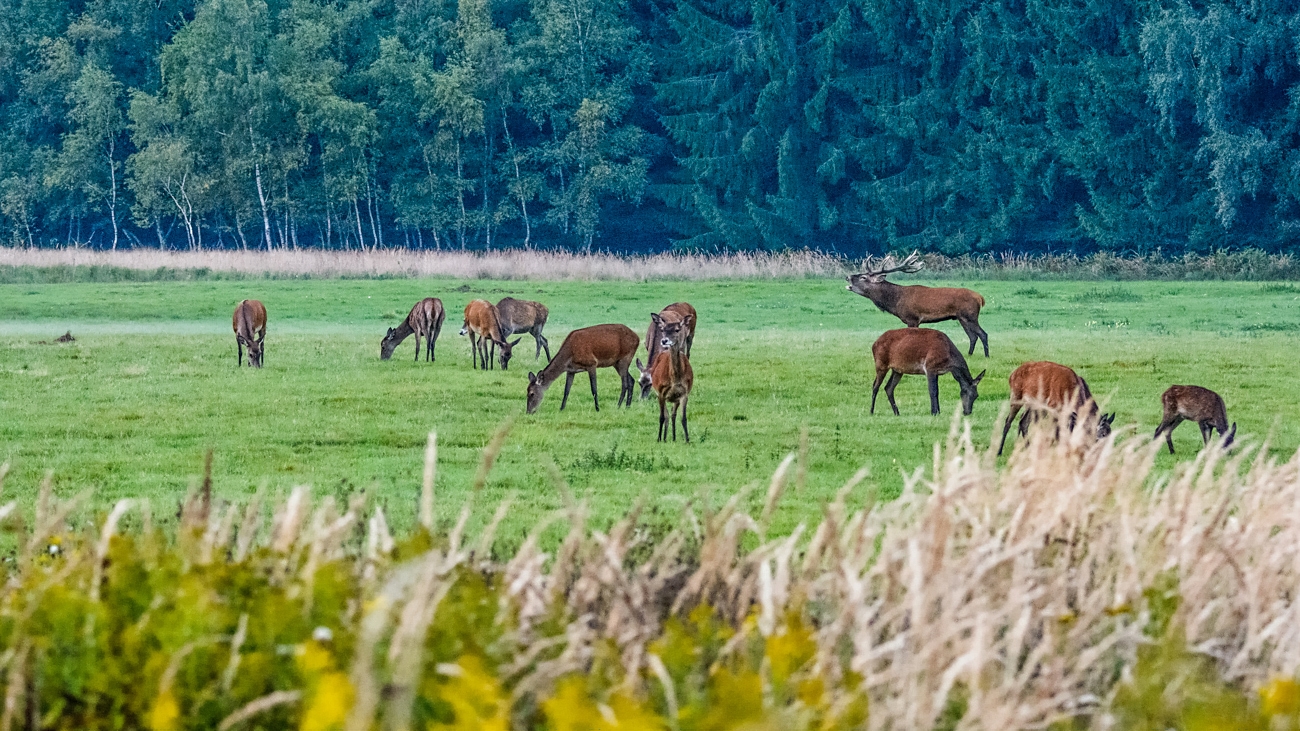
537;349;568;387
394;319;415;340
867;280;903;311
666;344;688;379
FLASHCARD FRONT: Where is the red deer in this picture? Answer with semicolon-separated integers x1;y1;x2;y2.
232;299;267;368
639;302;698;399
526;324;639;413
460;300;520;370
870;328;985;416
846;251;989;356
998;361;1115;455
381;298;446;361
1153;385;1235;454
496;297;552;362
635;314;695;441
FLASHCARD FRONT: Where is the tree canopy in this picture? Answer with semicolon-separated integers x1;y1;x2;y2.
1;0;1297;255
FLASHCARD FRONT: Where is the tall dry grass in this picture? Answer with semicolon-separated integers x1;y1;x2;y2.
2;416;1300;729
0;246;850;281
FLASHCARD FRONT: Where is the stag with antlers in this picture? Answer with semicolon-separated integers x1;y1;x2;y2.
846;251;990;357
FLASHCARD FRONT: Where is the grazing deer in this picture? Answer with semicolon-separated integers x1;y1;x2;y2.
636;314;695;441
870;328;985;416
526;324;639;413
232;299;267;368
639;302;698;399
846;251;990;356
381;297;446;361
496;297;552;361
1153;385;1236;454
460;300;520;370
998;361;1115;455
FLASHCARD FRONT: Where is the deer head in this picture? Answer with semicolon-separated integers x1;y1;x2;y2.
1097;412;1116;438
379;327;400;360
526;371;546;414
244;336;264;368
846;251;924;295
636;357;653;399
497;337;523;370
960;369;986;415
652;313;691;352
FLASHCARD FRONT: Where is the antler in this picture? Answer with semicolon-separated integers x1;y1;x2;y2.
862;250;924;277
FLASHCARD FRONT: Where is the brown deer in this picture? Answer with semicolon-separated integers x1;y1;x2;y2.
232;299;267;368
381;297;446;361
846;251;989;356
460;300;520;370
496;297;552;362
1153;385;1236;454
870;328;985;416
526;324;639;413
639;302;698;399
635;314;695;441
998;361;1115;455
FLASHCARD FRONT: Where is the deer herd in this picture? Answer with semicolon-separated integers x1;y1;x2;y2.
229;250;1236;452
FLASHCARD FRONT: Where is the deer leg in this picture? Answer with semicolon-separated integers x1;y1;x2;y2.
658;396;667;441
237;338;243;367
1154;417;1180;454
1199;421;1212;445
960;320;979;356
413;333;420;362
976;322;989;357
998;403;1024;455
615;362;631;407
927;372;941;415
870;368;888;414
488;340;495;370
561;373;575;410
884;371;903;416
671;401;679;441
588;369;600;411
540;333;551;362
469;333;478;369
681;397;689;443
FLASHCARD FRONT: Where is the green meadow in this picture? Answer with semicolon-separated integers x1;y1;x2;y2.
1;276;1297;542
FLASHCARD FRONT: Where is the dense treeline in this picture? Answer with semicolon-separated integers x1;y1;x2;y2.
1;0;1298;255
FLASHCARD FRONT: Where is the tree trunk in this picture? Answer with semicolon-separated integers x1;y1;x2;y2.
456;139;466;250
504;117;531;249
106;140;119;251
354;197;367;251
255;158;273;251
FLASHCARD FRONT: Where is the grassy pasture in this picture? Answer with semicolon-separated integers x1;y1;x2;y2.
0;276;1298;542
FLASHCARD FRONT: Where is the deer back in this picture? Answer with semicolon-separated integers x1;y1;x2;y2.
871;328;964;375
232;299;267;341
1162;385;1228;426
497;297;547;334
464;299;504;341
1008;361;1091;409
556;324;639;369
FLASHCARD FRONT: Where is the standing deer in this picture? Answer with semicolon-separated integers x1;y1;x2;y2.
526;324;639;413
460;300;520;370
639;302;698;399
232;299;267;368
998;361;1115;455
870;328;985;416
496;297;551;362
381;297;446;361
1153;385;1236;454
636;313;695;442
846;251;990;356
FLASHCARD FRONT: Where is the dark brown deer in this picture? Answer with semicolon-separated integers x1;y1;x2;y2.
1153;385;1235;454
381;297;446;361
496;297;551;362
232;299;267;368
998;361;1115;455
639;302;698;399
460;300;520;370
870;328;985;416
526;324;639;413
636;314;695;441
846;251;989;356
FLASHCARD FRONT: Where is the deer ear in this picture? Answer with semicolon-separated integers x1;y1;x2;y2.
1104;413;1116;425
510;337;522;347
681;315;694;329
528;372;537;384
973;369;986;385
650;312;663;327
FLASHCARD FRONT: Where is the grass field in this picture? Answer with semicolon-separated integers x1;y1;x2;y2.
1;276;1298;543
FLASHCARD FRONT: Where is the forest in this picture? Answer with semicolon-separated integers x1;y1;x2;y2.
0;0;1297;255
